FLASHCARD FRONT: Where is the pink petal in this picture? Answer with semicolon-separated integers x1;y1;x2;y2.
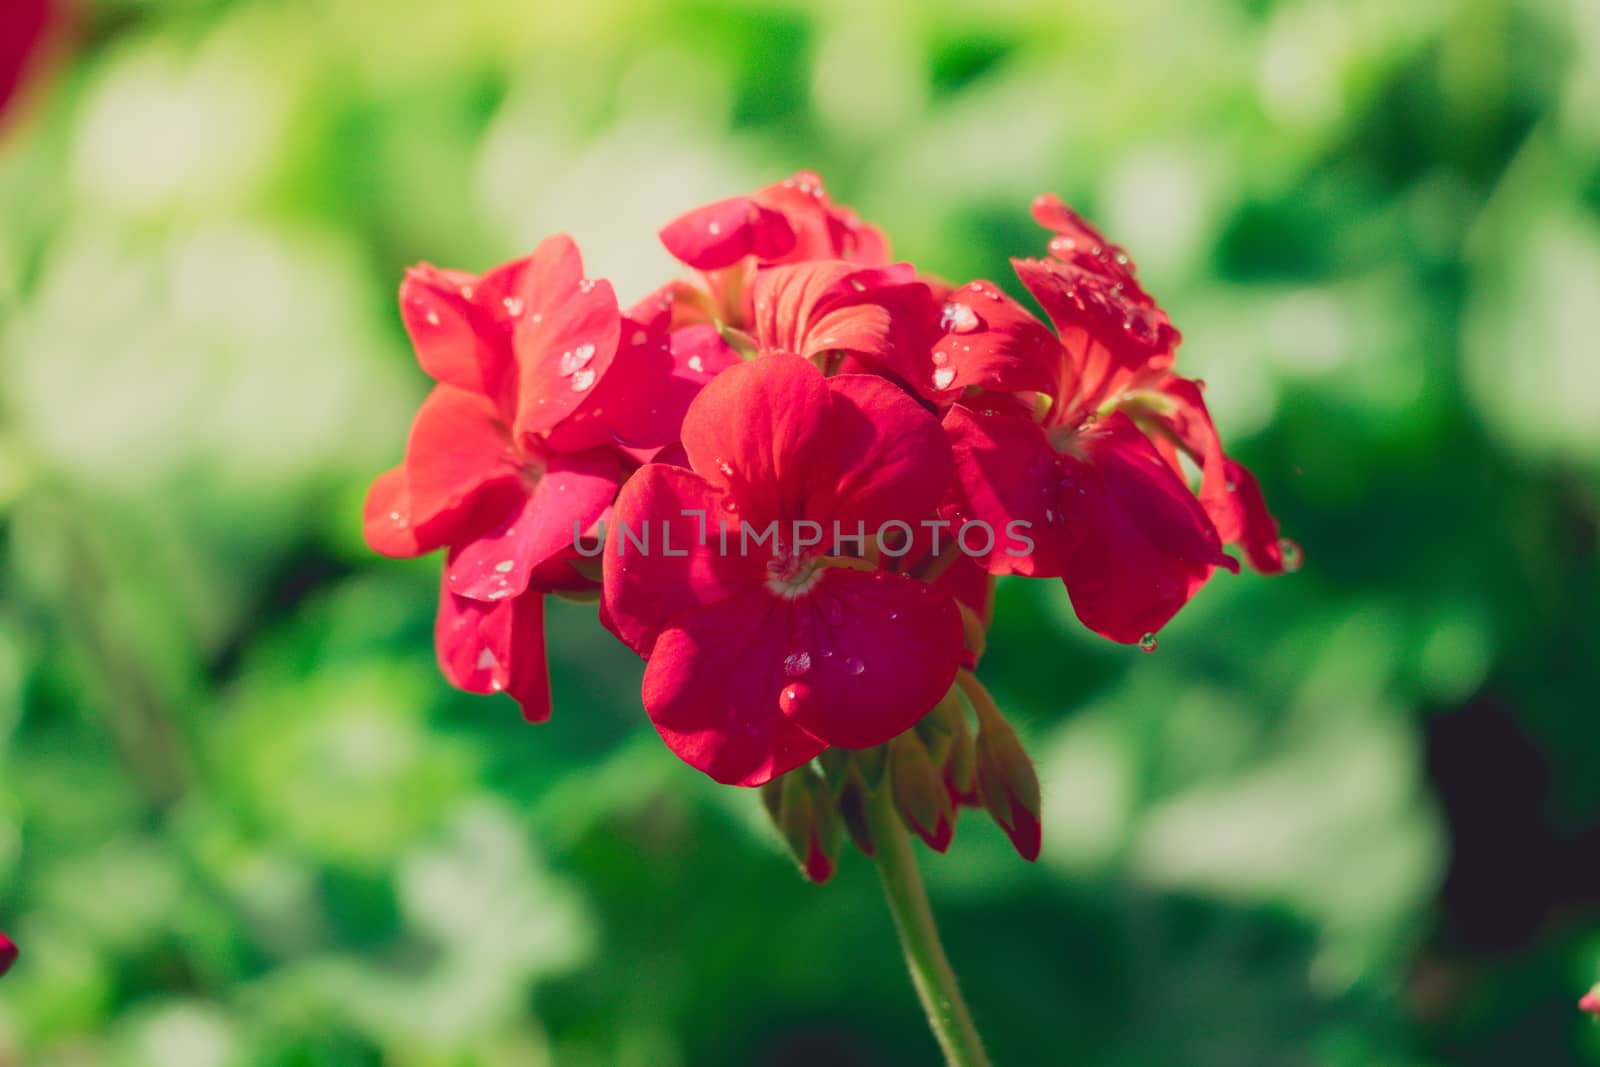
399;264;506;400
642;587;828;786
436;586;552;723
362;465;426;558
446;449;621;602
776;568;962;750
510;235;622;443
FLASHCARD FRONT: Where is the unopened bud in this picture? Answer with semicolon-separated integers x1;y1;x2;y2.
889;731;955;853
837;774;876;858
0;931;16;978
965;674;1042;862
763;767;840;884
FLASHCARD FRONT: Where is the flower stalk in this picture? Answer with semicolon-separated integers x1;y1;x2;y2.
864;783;992;1067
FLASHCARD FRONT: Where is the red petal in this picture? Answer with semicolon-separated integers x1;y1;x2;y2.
932;280;1063;397
435;586;552;723
362;465;425;558
510;235;621;443
445;449;621;602
1012;256;1177;417
819;372;952;533
750;171;889;266
1029;193;1150;301
642;588;828;786
679;354;833;529
659;196;797;271
1221;458;1287;574
1061;412;1232;643
403;385;519;543
602;464;765;656
776;568;962;750
943;404;1072;576
399;264;509;400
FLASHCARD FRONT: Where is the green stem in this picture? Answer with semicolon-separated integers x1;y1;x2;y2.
865;785;993;1067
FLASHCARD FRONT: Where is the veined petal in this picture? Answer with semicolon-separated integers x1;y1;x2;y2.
817;372;952;533
932;280;1063;398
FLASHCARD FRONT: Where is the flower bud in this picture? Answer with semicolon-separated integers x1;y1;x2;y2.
0;931;16;978
1582;984;1600;1017
836;773;876;858
889;731;955;853
964;674;1042;861
763;767;841;884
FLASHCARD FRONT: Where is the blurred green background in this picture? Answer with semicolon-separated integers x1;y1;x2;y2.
2;0;1599;1063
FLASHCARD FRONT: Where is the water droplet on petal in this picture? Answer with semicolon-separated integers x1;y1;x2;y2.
716;459;734;477
1138;632;1158;653
570;368;597;391
708;220;722;235
844;656;865;676
631;328;648;345
1278;538;1304;573
578;278;596;294
781;686;800;704
476;648;499;670
494;559;515;573
783;651;812;677
1123;307;1158;345
502;295;525;316
932;366;957;390
940;302;979;334
687;355;705;373
559;343;597;376
424;309;440;326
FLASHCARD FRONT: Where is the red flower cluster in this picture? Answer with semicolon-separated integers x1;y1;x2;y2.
366;172;1292;873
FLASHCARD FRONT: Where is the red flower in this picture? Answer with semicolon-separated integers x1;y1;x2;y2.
0;930;15;977
942;197;1288;643
602;355;963;785
1582;985;1600;1016
364;235;703;721
0;0;51;123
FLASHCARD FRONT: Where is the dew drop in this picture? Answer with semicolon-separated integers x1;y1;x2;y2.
424;309;440;326
931;349;949;366
1138;633;1158;653
783;651;813;677
782;686;800;704
476;648;498;670
493;559;515;573
940;302;980;334
687;354;705;373
502;295;525;316
708;220;722;236
631;328;648;345
716;459;734;476
559;343;597;376
844;656;866;676
570;368;597;391
932;366;957;390
1278;538;1304;573
578;278;596;294
1123;308;1158;345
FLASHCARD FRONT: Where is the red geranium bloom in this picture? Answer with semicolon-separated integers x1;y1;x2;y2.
602;355;963;786
364;235;710;721
0;0;51;123
0;930;15;977
942;196;1288;643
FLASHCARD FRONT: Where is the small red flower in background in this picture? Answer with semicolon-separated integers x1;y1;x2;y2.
602;355;963;785
1582;985;1600;1016
941;195;1289;643
0;0;52;124
0;930;16;977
